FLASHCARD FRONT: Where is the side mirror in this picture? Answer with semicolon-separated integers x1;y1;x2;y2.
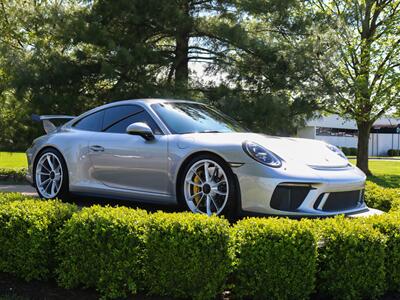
126;122;155;140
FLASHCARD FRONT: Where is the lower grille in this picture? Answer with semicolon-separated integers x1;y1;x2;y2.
322;190;364;211
270;185;311;211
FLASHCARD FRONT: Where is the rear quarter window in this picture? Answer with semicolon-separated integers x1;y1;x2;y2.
73;110;105;132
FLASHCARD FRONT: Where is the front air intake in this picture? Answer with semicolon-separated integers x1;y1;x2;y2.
322;190;364;211
270;184;312;211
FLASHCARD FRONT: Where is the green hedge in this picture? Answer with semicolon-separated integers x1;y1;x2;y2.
388;149;400;156
367;213;400;292
365;181;400;212
1;192;400;299
57;209;231;300
0;199;77;281
314;217;386;300
0;192;33;204
340;147;357;156
144;212;231;300
0;168;27;183
230;218;317;300
56;206;148;299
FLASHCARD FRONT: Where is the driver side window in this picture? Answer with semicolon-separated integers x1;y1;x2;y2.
103;106;162;134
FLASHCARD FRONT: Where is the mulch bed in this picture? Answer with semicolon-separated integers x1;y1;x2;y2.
0;273;172;300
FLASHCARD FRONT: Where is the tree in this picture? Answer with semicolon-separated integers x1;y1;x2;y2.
0;0;322;149
63;0;238;96
202;0;319;134
309;0;400;175
0;0;92;149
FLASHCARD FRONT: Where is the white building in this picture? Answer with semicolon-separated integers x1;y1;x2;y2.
297;114;400;156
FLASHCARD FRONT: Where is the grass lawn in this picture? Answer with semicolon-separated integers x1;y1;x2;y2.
0;152;27;169
348;156;400;159
349;159;400;188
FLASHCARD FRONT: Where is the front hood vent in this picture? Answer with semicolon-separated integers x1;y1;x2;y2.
308;164;353;170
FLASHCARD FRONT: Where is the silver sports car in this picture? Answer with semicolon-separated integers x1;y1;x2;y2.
26;98;371;217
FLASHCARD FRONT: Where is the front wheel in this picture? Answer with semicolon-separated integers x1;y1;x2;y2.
33;148;69;200
179;154;237;218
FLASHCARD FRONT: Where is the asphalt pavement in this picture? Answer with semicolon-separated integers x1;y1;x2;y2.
0;184;37;196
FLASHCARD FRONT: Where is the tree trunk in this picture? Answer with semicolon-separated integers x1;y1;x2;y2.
355;3;374;176
175;32;189;91
174;1;190;93
356;121;372;176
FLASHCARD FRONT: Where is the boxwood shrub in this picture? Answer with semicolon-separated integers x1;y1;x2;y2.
56;205;148;299
0;168;27;183
387;149;400;156
1;192;400;299
230;218;317;300
143;212;231;300
0;192;31;204
314;217;386;300
365;181;400;212
349;147;358;156
340;147;357;156
367;212;400;292
0;199;77;281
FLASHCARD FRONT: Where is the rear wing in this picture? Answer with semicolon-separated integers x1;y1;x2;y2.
31;114;76;134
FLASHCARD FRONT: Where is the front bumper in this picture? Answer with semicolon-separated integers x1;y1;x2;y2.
233;161;371;217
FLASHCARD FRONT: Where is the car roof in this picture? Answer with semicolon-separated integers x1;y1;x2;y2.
106;98;200;106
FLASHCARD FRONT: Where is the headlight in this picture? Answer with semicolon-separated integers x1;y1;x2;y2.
242;141;282;167
326;144;347;160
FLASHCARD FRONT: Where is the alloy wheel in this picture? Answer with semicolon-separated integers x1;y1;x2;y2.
184;159;229;216
35;152;63;198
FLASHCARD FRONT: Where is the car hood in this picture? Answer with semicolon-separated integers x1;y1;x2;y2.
185;132;350;168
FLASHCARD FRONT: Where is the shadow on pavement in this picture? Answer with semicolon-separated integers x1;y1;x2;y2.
70;194;183;214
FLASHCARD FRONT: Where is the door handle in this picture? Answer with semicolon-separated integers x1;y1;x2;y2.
90;145;105;152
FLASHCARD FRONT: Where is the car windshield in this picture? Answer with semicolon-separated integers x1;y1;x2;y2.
151;102;247;134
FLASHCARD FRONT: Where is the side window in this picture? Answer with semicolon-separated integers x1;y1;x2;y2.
103;105;144;130
73;110;104;132
105;111;162;134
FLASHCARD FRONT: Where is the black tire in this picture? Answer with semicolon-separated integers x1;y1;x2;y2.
33;148;70;200
177;153;237;220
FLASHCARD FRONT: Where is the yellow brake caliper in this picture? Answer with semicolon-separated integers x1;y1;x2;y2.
193;173;202;205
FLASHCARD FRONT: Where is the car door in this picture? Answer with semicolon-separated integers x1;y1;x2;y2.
88;104;169;195
69;109;106;189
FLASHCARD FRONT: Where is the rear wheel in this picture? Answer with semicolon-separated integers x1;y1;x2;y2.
179;154;237;218
34;148;69;200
